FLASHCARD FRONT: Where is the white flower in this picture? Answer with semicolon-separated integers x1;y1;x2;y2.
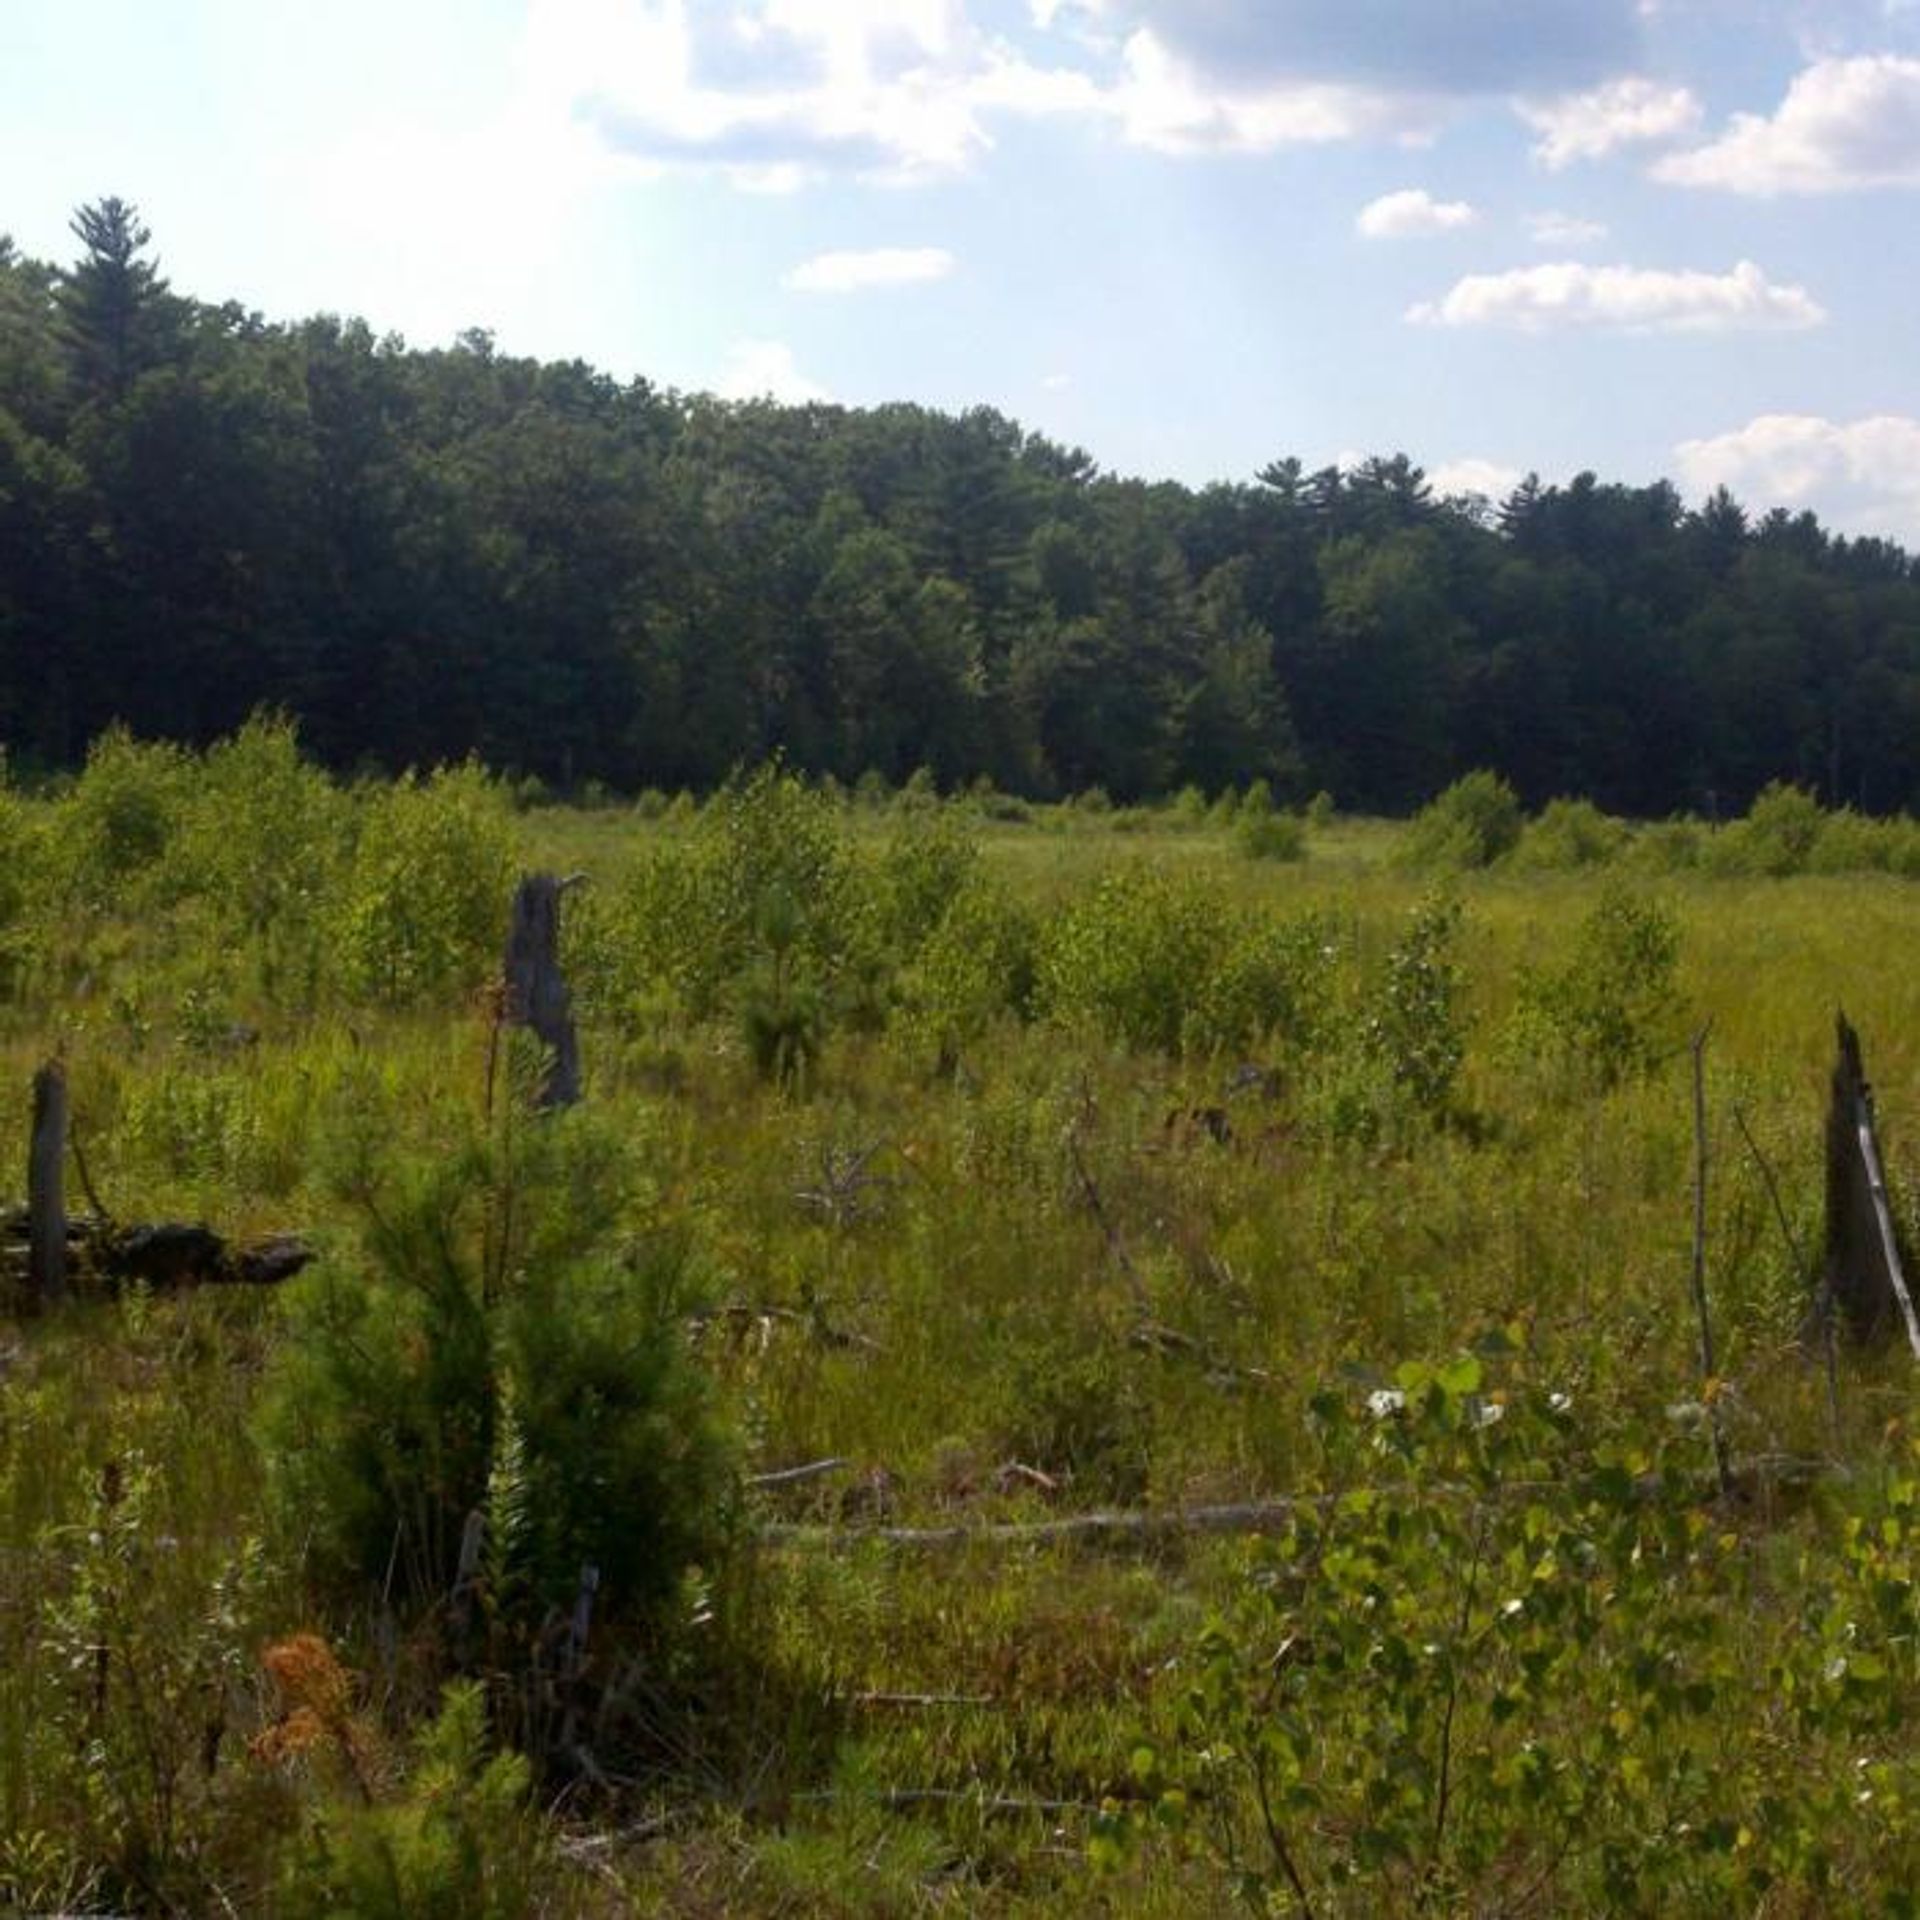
1367;1388;1407;1420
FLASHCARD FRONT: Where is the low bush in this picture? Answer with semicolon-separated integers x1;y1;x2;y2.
1512;795;1628;869
333;763;514;1004
1400;770;1523;871
1515;885;1685;1090
258;1101;735;1699
1038;866;1226;1054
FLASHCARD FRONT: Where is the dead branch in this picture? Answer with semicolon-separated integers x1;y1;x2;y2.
1689;1024;1734;1498
747;1457;852;1490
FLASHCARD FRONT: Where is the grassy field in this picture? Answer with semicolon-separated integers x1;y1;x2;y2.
4;740;1920;1914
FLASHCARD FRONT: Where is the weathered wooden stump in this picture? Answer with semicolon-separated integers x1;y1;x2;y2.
1824;1012;1920;1355
28;1060;68;1308
502;872;582;1111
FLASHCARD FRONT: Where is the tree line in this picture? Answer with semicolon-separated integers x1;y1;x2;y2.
3;198;1918;813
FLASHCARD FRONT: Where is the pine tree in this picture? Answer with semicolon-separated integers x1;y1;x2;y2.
58;197;175;400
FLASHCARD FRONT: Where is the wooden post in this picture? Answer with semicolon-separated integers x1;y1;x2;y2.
1824;1013;1920;1356
28;1060;68;1307
502;872;582;1111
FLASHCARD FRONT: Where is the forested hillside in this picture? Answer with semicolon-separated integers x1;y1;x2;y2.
4;199;1918;811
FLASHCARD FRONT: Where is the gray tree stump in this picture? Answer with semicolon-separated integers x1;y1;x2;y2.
1824;1013;1920;1355
28;1061;68;1307
503;872;582;1111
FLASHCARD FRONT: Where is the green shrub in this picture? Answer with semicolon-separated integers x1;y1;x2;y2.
1039;866;1226;1054
176;713;345;1000
1512;795;1627;870
1234;809;1305;862
1117;1363;1920;1914
738;886;828;1087
1515;886;1684;1090
1624;816;1704;872
276;1681;560;1920
334;763;514;1004
55;725;191;911
1401;770;1523;871
0;769;46;991
1185;913;1337;1060
1708;780;1825;876
1805;808;1920;874
895;878;1039;1074
615;761;857;1020
874;808;981;960
34;1446;271;1913
1366;892;1468;1119
259;1108;734;1657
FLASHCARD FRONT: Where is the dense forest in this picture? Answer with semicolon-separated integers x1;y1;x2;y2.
4;198;1919;813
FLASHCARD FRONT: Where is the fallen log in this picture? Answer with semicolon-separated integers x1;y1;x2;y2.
762;1455;1830;1553
2;1210;314;1298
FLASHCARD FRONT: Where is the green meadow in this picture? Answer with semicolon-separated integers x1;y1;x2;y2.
4;727;1920;1915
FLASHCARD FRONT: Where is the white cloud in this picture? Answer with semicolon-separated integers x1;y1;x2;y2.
1408;258;1827;333
553;0;1464;184
1655;55;1920;193
1106;27;1421;154
1041;370;1074;389
718;338;833;402
562;0;995;185
1430;456;1524;499
1674;413;1920;540
1516;76;1701;168
1525;209;1608;245
1357;187;1478;237
784;246;955;291
1053;1;1644;96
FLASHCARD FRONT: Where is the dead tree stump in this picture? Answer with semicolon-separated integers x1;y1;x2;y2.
503;872;582;1111
28;1060;68;1307
1824;1012;1920;1355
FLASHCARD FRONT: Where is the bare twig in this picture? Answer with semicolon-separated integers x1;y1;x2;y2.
1854;1089;1920;1359
800;1787;1100;1818
852;1691;999;1710
1065;1123;1150;1312
68;1114;112;1227
794;1140;891;1228
747;1457;851;1490
1733;1103;1841;1451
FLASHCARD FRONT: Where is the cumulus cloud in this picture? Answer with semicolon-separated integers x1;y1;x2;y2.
1655;54;1920;193
1103;28;1421;153
718;338;832;402
551;0;1658;186
1408;258;1827;333
1055;0;1643;95
1357;187;1478;236
1429;456;1524;499
783;246;956;291
1525;209;1608;245
1674;413;1920;541
562;0;998;185
1516;76;1701;167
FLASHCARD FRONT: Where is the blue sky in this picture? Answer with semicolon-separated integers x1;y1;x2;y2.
6;0;1918;540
